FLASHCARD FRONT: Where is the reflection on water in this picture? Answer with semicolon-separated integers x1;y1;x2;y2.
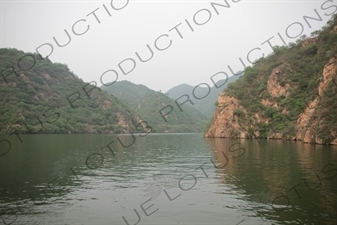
206;138;337;224
0;134;336;224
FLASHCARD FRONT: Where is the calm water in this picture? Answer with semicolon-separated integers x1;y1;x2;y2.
0;133;336;225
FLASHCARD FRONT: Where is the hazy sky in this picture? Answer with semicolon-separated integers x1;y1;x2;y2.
1;0;336;92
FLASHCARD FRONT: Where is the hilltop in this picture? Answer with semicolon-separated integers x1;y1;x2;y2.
166;75;241;118
101;81;208;132
0;48;142;134
205;15;337;145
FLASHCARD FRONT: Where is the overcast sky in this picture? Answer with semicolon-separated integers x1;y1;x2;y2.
1;0;336;92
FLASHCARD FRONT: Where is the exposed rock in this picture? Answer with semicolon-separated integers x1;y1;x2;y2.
315;135;324;145
20;73;29;82
204;94;246;138
318;57;336;96
296;97;320;128
303;129;315;143
330;25;337;34
116;112;130;131
301;37;318;49
101;100;112;110
204;17;337;145
330;137;337;145
42;73;51;80
205;56;337;145
281;108;289;115
268;133;283;139
254;113;268;124
295;57;337;144
266;66;290;97
261;99;278;107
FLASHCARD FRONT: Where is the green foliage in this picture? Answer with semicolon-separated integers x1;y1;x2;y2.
214;16;337;142
311;29;322;37
258;83;266;93
205;116;214;132
233;109;244;117
102;81;209;133
328;33;337;46
303;44;318;56
315;75;337;143
165;75;241;119
0;48;139;134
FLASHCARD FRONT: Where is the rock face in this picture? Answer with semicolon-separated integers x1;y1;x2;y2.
205;94;246;138
205;55;337;144
204;15;337;145
267;66;290;97
301;37;318;49
318;57;337;96
295;57;337;144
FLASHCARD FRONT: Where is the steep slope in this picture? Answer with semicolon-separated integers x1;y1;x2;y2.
104;80;153;107
166;83;194;100
205;15;337;145
101;81;208;132
166;75;241;118
0;48;141;134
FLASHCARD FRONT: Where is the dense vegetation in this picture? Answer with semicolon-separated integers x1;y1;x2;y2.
166;75;241;118
219;14;337;143
101;81;208;132
0;48;140;134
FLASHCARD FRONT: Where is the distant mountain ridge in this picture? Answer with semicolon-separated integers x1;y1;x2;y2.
101;81;208;132
166;75;242;118
103;80;153;107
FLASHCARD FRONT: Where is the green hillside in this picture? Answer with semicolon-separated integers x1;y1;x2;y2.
0;48;140;134
104;80;153;107
101;81;208;132
166;75;241;118
205;14;337;145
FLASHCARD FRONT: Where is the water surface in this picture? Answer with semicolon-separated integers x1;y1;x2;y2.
0;133;336;224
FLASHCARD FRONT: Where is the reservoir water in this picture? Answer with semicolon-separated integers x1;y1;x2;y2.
0;133;336;224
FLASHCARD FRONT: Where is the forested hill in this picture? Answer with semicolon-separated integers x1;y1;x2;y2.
165;75;241;119
205;14;337;145
101;81;208;132
0;48;142;134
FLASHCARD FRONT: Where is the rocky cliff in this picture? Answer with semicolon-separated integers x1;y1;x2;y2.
205;15;337;145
